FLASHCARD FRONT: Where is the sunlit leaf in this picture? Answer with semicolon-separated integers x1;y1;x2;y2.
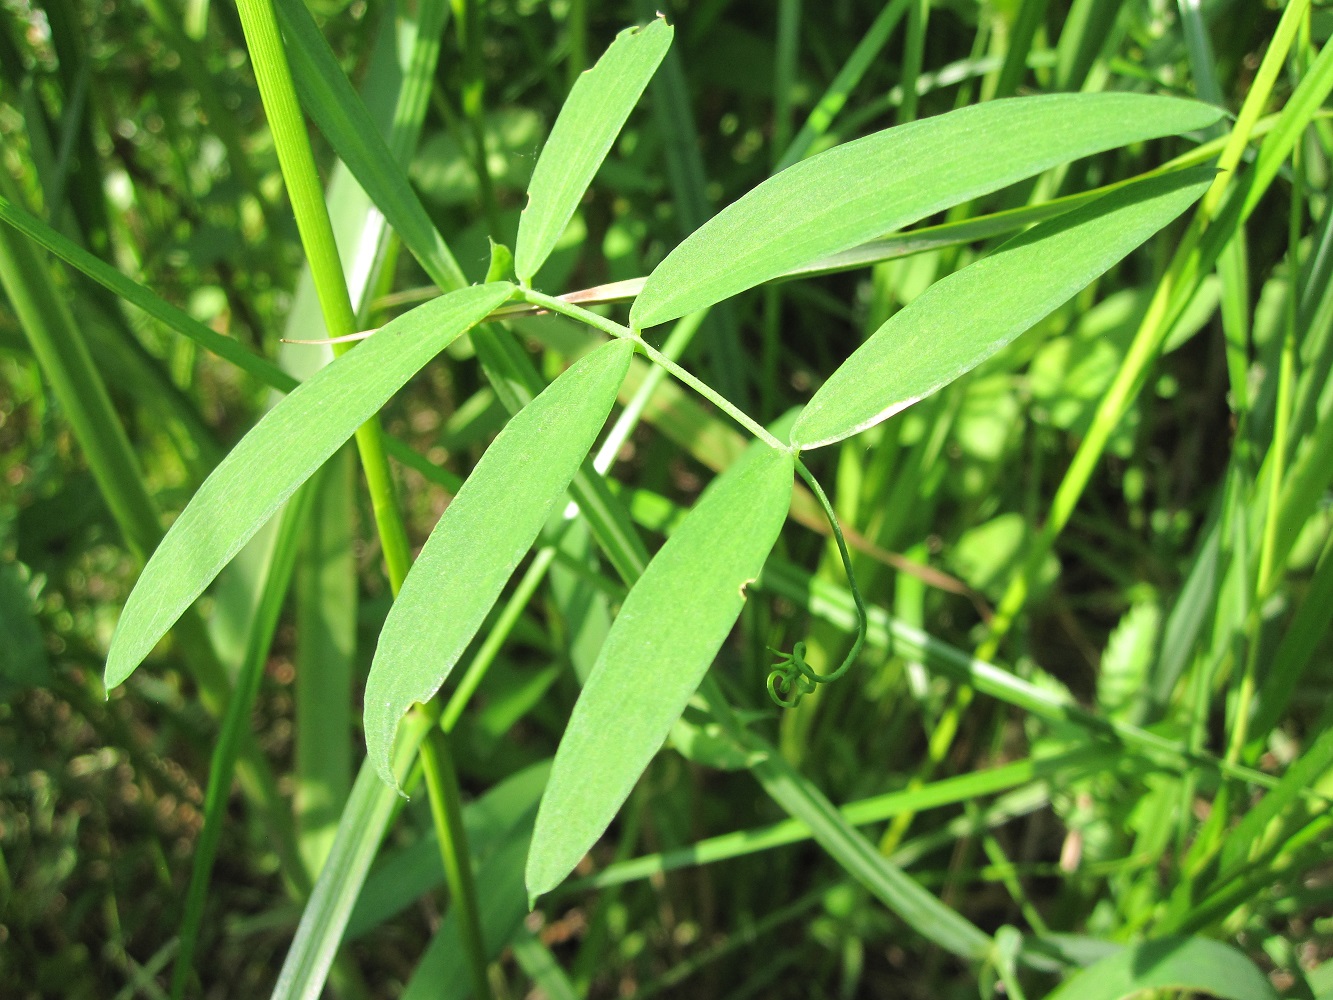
789;169;1212;449
364;338;634;788
105;283;513;689
515;17;672;283
631;94;1223;329
526;443;794;899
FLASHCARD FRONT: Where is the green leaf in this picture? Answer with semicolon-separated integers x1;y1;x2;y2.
1044;936;1278;1000
515;17;672;284
526;443;794;899
630;94;1224;329
105;282;513;690
789;168;1213;449
363;337;634;788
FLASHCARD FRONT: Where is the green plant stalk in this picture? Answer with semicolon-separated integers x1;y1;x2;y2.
233;0;412;593
898;0;931;123
519;288;786;451
451;0;502;238
418;728;494;1000
441;546;558;732
565;0;587;88
232;0;487;989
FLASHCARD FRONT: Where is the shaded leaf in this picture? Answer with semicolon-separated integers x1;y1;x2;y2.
526;444;794;899
364;338;634;788
631;94;1223;329
515;17;672;283
790;168;1213;449
105;283;513;689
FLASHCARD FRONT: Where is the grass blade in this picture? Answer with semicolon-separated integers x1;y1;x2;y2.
789;168;1213;449
364;338;634;788
105;282;513;689
526;443;794;899
744;732;993;960
515;17;672;284
294;449;357;875
630;93;1224;328
774;0;912;171
270;719;432;1000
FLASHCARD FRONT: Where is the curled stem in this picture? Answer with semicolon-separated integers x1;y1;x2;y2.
768;459;868;707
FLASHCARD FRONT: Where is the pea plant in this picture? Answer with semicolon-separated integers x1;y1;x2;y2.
4;0;1325;997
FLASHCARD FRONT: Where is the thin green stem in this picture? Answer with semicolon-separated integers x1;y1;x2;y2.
442;547;557;732
232;0;412;592
517;287;789;452
418;729;494;1000
232;4;487;993
767;459;869;707
1229;152;1303;765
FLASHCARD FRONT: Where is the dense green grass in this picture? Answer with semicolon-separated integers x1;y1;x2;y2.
2;0;1332;997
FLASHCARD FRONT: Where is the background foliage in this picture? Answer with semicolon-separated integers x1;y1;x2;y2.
2;0;1332;997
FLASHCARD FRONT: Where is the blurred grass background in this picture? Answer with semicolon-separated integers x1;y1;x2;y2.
2;0;1333;997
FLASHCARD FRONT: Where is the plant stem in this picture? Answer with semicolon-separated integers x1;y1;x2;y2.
517;287;788;452
418;728;494;1000
232;1;487;988
233;0;412;592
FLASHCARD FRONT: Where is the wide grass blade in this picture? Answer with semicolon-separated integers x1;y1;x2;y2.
526;443;794;899
105;282;513;689
364;338;634;788
789;167;1214;449
1044;936;1278;1000
630;93;1224;329
515;17;671;284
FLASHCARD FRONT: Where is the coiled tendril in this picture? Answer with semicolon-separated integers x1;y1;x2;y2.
767;460;868;708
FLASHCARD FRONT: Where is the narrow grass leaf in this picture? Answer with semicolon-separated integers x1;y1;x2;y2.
271;722;432;1000
295;450;357;877
526;444;794;899
364;338;634;788
631;93;1224;329
746;743;993;960
515;17;671;283
790;168;1213;449
105;282;513;689
1044;936;1278;1000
